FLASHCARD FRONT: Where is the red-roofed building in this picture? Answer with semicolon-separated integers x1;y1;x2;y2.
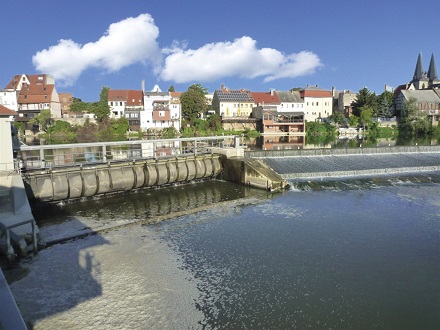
0;104;16;118
108;89;144;130
5;74;61;127
300;86;333;121
251;90;280;106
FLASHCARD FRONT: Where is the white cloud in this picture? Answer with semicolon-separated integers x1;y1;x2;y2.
159;36;322;83
33;15;322;86
32;14;161;86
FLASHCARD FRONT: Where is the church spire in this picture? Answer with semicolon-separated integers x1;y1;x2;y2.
428;53;439;83
413;52;424;80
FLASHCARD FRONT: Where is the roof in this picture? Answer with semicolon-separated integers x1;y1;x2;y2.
18;84;54;104
300;87;332;98
108;90;143;106
5;74;53;90
400;89;440;103
214;88;254;102
170;92;182;98
276;91;303;103
251;91;279;105
0;104;16;116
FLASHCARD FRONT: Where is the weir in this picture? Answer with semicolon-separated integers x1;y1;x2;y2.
249;146;440;180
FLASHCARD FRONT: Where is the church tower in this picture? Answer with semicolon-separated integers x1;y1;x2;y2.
411;53;429;89
427;53;439;86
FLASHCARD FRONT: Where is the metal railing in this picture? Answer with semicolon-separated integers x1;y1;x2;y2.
17;136;236;170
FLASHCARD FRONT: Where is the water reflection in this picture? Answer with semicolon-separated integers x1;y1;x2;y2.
32;180;263;227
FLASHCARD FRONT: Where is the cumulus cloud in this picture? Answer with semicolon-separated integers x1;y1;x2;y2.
160;36;322;83
32;14;161;86
33;14;322;86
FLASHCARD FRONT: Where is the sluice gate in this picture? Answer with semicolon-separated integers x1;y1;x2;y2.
23;154;222;203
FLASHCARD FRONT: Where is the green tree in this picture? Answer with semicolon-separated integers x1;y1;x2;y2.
29;109;52;131
331;111;345;126
400;97;431;136
377;91;393;118
168;85;175;92
348;115;358;127
359;105;374;131
69;97;87;114
90;87;110;122
180;84;208;124
351;88;378;117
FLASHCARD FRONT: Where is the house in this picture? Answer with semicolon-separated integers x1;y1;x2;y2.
141;85;180;131
108;89;144;130
5;74;61;128
212;85;255;118
276;90;304;112
299;86;333;122
332;89;357;118
393;90;440;125
0;88;18;112
252;106;305;134
391;53;440;125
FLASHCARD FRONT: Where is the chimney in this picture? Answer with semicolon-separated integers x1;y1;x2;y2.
221;84;225;90
142;80;145;93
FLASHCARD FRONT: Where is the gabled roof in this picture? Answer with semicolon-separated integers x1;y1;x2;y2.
0;104;16;116
108;90;143;106
18;84;54;104
300;87;332;98
170;92;182;98
400;89;440;103
214;88;254;102
251;91;280;105
5;74;53;90
276;91;303;103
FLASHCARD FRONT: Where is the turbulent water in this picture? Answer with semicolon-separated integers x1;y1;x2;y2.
7;174;440;329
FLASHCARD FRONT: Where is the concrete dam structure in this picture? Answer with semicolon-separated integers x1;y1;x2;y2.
23;154;223;203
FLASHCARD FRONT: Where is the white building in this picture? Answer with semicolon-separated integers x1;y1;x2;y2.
300;86;333;122
141;85;180;131
0;89;18;112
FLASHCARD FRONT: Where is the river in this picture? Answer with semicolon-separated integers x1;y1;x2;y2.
7;174;440;329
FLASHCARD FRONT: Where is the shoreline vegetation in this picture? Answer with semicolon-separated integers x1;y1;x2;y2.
14;117;440;146
13;86;439;146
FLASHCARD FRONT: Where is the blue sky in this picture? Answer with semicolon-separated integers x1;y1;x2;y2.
2;0;439;101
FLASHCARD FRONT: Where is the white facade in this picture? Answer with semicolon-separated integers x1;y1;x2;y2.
277;101;304;112
303;96;333;122
0;90;18;112
108;100;125;118
141;86;180;131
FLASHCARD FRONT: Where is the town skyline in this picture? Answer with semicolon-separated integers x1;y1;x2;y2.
1;0;439;101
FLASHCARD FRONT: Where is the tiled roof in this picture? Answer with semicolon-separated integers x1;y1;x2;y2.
401;89;440;103
276;91;303;103
18;84;54;104
251;91;279;104
300;87;332;98
0;104;16;116
108;90;143;106
5;74;51;90
215;89;254;102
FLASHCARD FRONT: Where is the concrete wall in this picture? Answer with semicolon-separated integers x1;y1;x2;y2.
23;155;222;202
0;119;14;172
221;157;288;192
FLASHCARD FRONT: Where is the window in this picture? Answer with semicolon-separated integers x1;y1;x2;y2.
316;102;319;106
